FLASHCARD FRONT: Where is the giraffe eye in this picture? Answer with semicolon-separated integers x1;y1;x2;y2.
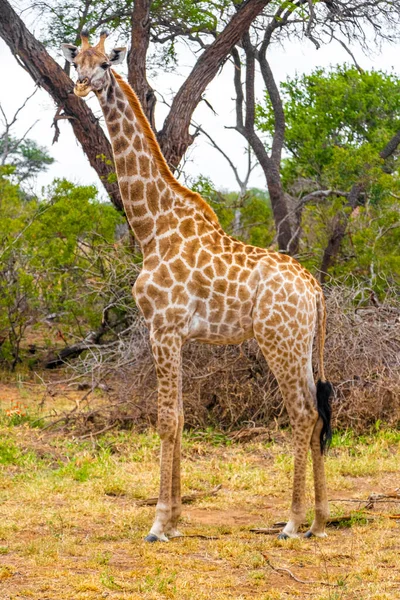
101;62;110;69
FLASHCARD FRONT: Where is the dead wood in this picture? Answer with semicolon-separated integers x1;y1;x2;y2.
251;508;399;535
262;554;341;587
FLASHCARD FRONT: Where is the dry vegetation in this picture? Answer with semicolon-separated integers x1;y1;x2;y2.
42;284;400;437
0;384;399;600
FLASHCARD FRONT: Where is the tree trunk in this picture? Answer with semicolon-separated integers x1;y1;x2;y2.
128;0;157;130
232;29;294;253
158;0;271;170
0;0;123;211
249;135;294;252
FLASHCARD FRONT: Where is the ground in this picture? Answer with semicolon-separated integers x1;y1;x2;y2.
0;381;399;600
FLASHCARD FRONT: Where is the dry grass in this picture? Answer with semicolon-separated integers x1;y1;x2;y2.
0;383;399;600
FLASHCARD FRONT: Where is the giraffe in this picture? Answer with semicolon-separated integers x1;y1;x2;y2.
62;31;333;543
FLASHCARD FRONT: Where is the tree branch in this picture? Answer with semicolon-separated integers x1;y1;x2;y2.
257;49;284;165
380;129;400;160
0;0;123;211
158;0;272;170
128;0;157;130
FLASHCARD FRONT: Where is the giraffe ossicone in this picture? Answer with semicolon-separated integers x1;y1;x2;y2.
61;31;333;543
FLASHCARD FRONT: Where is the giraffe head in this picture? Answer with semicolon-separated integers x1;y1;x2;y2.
61;31;126;97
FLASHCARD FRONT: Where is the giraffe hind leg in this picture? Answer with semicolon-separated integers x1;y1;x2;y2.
253;313;319;540
304;379;332;538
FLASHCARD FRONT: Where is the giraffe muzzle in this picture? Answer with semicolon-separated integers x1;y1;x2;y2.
74;79;92;97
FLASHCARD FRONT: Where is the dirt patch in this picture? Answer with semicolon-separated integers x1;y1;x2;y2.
185;507;261;527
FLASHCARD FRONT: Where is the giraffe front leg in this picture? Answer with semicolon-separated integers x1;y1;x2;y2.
145;333;182;543
165;413;184;539
167;364;184;538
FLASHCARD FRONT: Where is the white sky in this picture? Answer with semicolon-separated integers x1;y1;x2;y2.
1;21;399;200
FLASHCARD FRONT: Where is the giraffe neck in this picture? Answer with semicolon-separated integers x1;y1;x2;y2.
97;73;163;248
97;72;219;252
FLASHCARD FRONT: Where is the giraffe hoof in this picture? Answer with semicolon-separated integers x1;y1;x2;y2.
166;529;184;539
304;530;313;539
277;532;289;540
144;533;169;543
304;530;327;539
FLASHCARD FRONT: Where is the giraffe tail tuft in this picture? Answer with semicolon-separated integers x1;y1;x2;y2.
316;379;333;454
315;289;333;453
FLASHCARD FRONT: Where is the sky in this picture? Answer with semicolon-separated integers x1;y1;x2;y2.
1;14;399;200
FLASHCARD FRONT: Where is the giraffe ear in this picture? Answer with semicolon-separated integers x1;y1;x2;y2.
62;44;79;63
109;47;127;65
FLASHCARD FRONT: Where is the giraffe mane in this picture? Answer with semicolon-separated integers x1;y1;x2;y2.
112;71;219;225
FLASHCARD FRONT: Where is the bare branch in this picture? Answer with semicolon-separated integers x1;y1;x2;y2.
0;0;122;209
327;30;365;73
305;0;320;49
158;0;272;169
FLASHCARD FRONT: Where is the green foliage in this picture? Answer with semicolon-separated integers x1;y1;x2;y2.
0;169;126;368
257;66;400;187
191;175;274;246
0;438;38;466
40;0;233;55
256;66;400;288
239;188;275;248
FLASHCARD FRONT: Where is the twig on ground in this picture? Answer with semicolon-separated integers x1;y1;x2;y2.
183;534;219;540
78;421;119;440
262;554;340;587
251;527;281;534
330;490;400;509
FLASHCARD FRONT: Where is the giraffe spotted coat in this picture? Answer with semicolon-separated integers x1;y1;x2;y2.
62;33;332;543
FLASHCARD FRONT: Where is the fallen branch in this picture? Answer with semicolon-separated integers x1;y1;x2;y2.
136;484;222;506
365;490;400;509
78;421;119;440
183;534;219;539
251;510;395;535
262;554;340;587
251;527;281;534
330;490;400;510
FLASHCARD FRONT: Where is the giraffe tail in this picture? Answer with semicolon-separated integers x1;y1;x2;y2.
316;291;333;454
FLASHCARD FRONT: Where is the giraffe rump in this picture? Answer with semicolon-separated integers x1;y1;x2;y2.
316;379;333;454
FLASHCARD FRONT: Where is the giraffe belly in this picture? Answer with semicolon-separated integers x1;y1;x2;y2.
187;306;254;345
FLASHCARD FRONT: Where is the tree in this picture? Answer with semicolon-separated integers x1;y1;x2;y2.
227;1;400;252
0;0;271;212
256;66;400;286
0;137;53;184
0;167;128;368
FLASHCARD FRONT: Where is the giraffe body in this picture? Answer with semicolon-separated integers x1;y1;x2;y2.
62;35;332;542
